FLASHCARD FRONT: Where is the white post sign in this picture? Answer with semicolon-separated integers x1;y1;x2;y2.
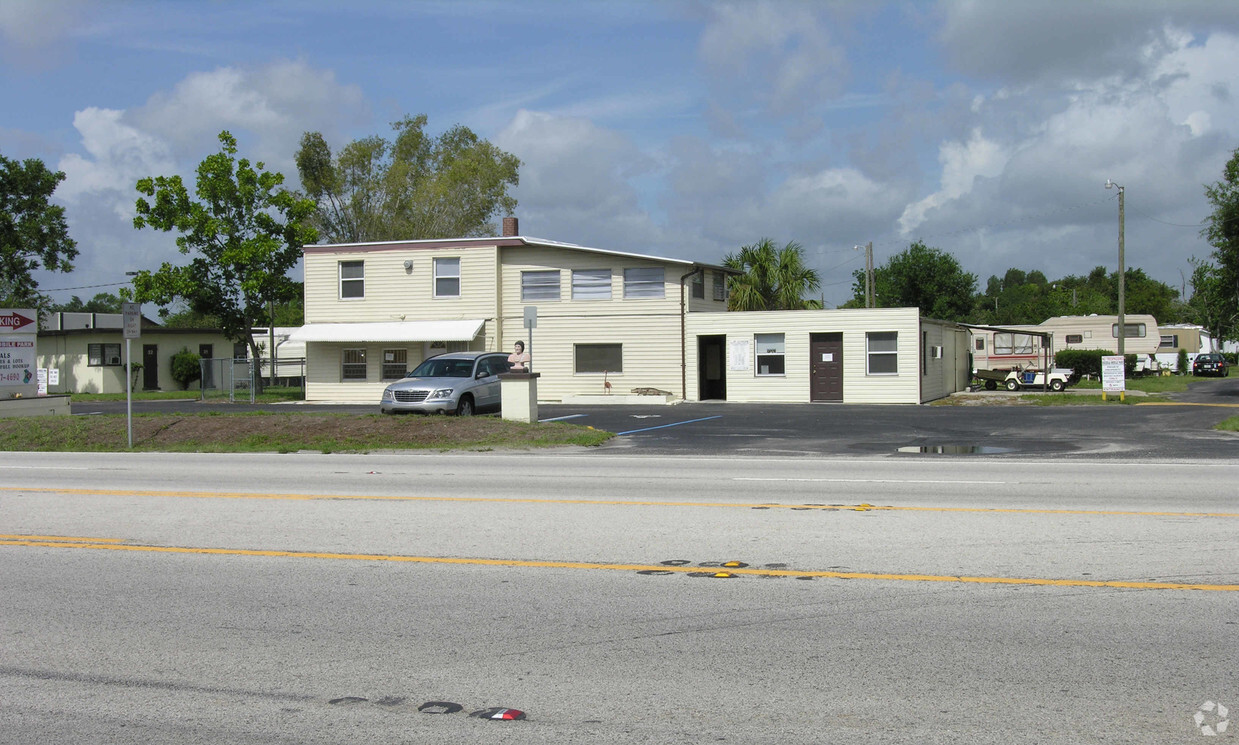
122;302;141;448
1101;355;1125;401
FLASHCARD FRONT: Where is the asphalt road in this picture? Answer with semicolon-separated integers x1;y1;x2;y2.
1;452;1237;744
71;375;1239;459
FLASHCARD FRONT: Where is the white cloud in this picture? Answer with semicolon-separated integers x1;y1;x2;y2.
899;129;1008;235
131;59;368;172
56;107;175;217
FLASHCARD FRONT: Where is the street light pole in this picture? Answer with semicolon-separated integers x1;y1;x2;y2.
1106;180;1125;356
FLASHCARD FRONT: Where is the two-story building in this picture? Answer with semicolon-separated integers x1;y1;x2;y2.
291;218;970;405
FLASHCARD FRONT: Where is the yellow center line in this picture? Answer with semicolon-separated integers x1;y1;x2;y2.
0;534;126;543
3;485;1237;519
1135;402;1239;408
1;537;1234;592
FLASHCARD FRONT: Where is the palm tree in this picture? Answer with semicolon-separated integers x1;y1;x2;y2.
723;238;822;311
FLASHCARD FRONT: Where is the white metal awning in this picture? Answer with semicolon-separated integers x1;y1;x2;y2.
287;319;485;343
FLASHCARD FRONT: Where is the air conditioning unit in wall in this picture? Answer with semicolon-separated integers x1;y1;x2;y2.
109;356;122;365
930;346;943;359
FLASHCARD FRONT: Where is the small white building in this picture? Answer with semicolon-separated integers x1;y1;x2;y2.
292;219;970;406
38;312;239;394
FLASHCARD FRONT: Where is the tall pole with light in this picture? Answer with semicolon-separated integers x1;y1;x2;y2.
1105;179;1125;356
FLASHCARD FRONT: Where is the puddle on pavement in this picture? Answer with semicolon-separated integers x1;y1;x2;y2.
897;445;1015;455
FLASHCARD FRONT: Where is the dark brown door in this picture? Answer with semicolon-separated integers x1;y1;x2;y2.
810;333;843;402
142;344;158;390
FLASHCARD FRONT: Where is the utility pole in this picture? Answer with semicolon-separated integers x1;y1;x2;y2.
1106;180;1126;355
865;241;874;308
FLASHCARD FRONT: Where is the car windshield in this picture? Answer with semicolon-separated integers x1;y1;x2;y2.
407;358;476;378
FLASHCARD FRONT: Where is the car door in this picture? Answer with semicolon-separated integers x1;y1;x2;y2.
475;355;504;411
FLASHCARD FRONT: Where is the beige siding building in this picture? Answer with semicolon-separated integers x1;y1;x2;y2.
294;220;970;406
38;313;238;394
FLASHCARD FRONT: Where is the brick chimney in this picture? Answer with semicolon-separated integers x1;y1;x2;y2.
502;216;519;237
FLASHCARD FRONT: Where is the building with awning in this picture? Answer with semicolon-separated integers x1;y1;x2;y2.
298;217;970;406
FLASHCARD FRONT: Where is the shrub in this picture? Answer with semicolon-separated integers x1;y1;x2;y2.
1053;349;1137;380
170;347;201;390
1177;348;1190;374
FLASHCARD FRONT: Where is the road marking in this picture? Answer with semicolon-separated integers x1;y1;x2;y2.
4;486;1237;518
615;415;723;436
539;414;586;422
736;477;1009;485
0;534;126;543
1135;402;1239;408
1;537;1235;592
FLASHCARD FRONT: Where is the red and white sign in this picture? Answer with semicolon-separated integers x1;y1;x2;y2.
0;339;36;386
0;309;36;333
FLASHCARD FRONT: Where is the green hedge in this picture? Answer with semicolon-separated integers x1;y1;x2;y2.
1054;349;1138;379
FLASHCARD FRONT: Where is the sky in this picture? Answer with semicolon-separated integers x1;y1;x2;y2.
3;0;1239;308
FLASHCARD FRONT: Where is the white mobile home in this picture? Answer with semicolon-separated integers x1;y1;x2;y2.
970;314;1160;371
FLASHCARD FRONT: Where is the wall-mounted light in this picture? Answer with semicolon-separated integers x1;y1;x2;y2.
403;260;413;272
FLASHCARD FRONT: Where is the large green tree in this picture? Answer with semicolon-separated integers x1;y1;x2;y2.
296;114;521;243
51;291;124;314
723;238;822;311
1202;145;1239;343
845;241;976;321
131;131;317;389
0;153;78;307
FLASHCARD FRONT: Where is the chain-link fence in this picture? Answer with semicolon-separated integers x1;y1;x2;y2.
198;357;306;402
199;357;255;402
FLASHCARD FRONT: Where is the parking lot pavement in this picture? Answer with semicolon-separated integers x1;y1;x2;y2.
536;392;1239;459
66;377;1239;459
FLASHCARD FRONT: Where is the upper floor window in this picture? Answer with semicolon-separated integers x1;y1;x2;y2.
339;260;364;299
1159;335;1178;348
572;269;612;300
1112;323;1146;338
434;257;460;298
691;271;705;299
623;267;664;299
521;270;561;301
712;271;728;302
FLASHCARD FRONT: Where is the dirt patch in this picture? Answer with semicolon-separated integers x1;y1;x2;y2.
2;413;612;452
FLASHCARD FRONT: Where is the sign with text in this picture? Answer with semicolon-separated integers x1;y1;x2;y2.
0;339;36;386
123;302;142;339
729;339;752;371
0;309;36;332
0;308;38;390
1101;355;1125;393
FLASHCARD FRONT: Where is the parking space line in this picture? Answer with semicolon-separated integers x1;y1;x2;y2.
2;537;1235;592
615;415;723;436
539;414;587;422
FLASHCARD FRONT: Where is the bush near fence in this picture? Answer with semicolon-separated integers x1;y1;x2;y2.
1054;350;1139;380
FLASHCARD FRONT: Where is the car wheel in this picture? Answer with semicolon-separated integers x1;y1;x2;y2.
1005;379;1019;391
1051;379;1065;392
457;395;475;417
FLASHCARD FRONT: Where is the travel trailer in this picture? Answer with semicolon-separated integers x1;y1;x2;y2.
970;314;1161;372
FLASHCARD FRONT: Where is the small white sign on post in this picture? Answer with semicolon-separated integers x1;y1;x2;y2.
1101;355;1125;399
122;302;142;339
